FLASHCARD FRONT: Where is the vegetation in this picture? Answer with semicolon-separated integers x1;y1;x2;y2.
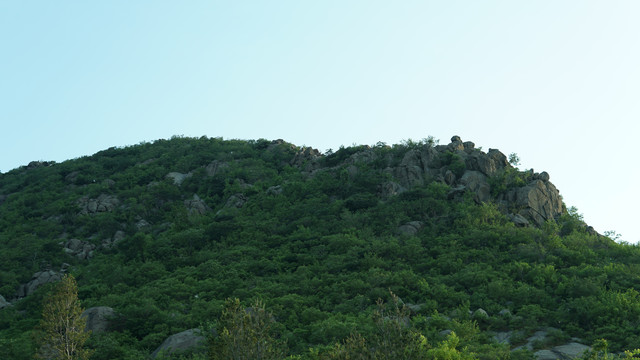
35;274;91;360
0;135;639;359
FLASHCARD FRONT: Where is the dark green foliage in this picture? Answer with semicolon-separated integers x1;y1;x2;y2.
1;136;640;359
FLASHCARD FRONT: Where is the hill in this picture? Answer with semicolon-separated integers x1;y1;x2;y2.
1;135;639;359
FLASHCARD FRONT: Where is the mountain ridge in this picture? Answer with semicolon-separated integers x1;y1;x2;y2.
0;135;637;359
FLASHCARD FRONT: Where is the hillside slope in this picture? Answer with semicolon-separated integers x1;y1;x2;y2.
1;135;639;359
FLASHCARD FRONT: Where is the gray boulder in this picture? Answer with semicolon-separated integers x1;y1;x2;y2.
166;172;192;186
205;160;229;177
551;342;591;358
396;221;424;236
17;270;62;298
0;295;10;310
184;194;210;215
460;171;491;202
511;180;563;226
78;194;120;215
534;350;562;360
509;213;530;227
81;306;116;333
63;239;96;260
151;329;206;359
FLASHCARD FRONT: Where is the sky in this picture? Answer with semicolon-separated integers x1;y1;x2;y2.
1;1;639;242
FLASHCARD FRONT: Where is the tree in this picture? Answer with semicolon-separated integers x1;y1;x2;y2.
35;274;92;360
208;298;286;360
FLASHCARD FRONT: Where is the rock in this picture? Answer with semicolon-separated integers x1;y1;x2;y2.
151;328;206;359
538;171;550;182
396;221;424;236
82;306;116;333
184;194;210;215
136;219;150;230
551;342;591;359
509;213;530;227
463;141;475;151
77;194;120;215
534;349;562;360
290;147;322;172
381;181;406;197
0;295;10;310
205;160;230;177
266;185;283;195
166;172;192;186
0;194;6;206
63;239;96;260
498;309;512;317
512;180;563;227
472;308;489;320
443;170;456;185
17;270;62;298
224;194;246;209
447;185;466;200
460;171;490;202
487;149;510;169
493;331;512;344
439;329;453;337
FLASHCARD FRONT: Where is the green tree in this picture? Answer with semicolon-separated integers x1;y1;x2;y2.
35;274;92;360
208;298;286;360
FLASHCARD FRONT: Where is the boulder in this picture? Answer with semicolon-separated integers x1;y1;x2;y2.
290;147;321;172
460;171;490;202
509;213;530;227
0;295;10;310
17;270;62;298
77;194;120;215
184;194;210;215
472;308;489;320
512;180;563;226
396;221;424;236
205;160;229;177
380;181;406;197
166;172;192;186
63;239;96;260
551;342;590;359
151;329;206;359
533;350;562;360
224;194;247;209
266;185;283;195
82;306;116;333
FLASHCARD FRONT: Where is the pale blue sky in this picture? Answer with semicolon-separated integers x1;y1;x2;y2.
2;1;639;242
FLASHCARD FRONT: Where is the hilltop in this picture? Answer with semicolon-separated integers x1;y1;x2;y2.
1;135;639;359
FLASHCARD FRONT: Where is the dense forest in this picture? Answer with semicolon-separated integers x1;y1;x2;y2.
1;135;640;359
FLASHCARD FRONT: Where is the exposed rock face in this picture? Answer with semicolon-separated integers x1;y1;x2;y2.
82;306;116;333
151;329;206;359
184;194;210;215
503;179;563;227
377;136;564;227
102;230;125;249
205;160;229;177
17;270;62;298
290;147;322;173
396;221;424;236
77;194;120;215
166;172;192;185
0;295;10;310
63;239;96;260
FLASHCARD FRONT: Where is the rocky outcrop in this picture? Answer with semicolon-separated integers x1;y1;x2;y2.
81;306;116;333
62;239;96;260
151;328;206;359
380;136;563;228
166;172;192;186
102;230;125;249
290;147;322;173
0;295;10;310
396;221;424;236
205;160;229;177
77;194;120;215
501;179;563;227
184;194;210;215
17;270;62;298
